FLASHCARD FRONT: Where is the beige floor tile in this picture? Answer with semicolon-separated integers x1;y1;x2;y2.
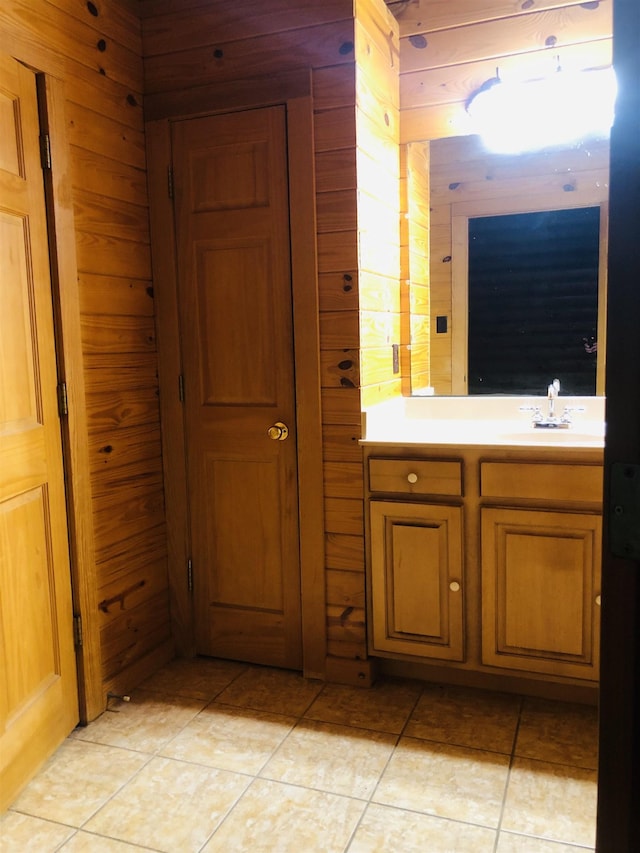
60;832;151;851
497;831;595;852
260;719;396;798
138;656;248;701
213;666;323;715
501;756;597;847
8;740;148;827
373;736;510;828
0;811;75;852
201;778;366;853
84;756;250;853
405;684;521;753
304;679;422;734
349;803;497;853
71;690;205;753
160;703;296;773
516;698;598;770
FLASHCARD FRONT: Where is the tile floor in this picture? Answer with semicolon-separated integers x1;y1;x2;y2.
1;658;598;852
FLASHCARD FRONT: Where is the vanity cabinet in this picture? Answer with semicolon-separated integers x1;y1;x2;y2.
480;461;602;682
481;507;601;680
364;447;604;692
370;500;464;661
368;457;464;661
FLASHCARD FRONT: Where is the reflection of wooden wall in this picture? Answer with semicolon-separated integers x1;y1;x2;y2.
428;134;610;394
400;142;431;393
356;1;401;410
1;0;172;719
386;0;613;143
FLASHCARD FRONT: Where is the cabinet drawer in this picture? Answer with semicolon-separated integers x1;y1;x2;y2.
369;458;462;496
481;462;603;504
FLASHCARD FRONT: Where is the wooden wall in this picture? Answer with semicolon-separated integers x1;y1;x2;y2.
325;0;400;667
141;0;399;676
0;0;172;719
400;141;430;393
428;134;610;394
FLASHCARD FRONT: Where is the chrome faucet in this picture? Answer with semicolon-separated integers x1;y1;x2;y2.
547;378;560;419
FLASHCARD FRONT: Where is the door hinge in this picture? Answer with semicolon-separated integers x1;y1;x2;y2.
178;373;185;402
57;381;69;417
168;165;174;199
40;133;52;170
187;558;193;593
73;614;83;648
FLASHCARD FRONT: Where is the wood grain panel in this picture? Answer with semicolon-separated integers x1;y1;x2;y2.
78;273;154;317
324;497;365;535
322;424;363;462
324;462;365;499
49;0;141;54
401;38;613;111
386;0;601;36
3;0;143;89
88;425;163;475
70;148;147;207
318;270;360;312
66;102;146;168
81;315;156;354
398;4;611;75
100;592;172;681
312;64;356;111
144;20;355;94
75;230;152;279
326;568;366;607
321;388;363;426
326;533;366;571
142;0;353;56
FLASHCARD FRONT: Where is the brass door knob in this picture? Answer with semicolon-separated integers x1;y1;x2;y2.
267;422;289;441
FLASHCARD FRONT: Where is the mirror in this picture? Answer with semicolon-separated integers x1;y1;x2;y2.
407;133;609;396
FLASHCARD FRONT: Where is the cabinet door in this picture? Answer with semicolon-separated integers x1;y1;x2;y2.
481;507;602;680
369;501;464;661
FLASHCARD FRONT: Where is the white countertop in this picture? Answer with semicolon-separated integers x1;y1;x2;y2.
361;397;606;450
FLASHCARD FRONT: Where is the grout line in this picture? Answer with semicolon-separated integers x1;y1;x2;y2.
494;693;529;853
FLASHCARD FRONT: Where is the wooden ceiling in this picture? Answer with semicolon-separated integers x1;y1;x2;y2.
384;0;613;141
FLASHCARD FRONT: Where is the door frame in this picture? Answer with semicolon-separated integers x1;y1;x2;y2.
0;54;101;723
146;72;327;678
34;72;102;723
596;0;640;846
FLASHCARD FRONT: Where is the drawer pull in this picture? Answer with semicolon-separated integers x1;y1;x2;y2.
407;472;418;484
449;581;461;593
596;595;602;606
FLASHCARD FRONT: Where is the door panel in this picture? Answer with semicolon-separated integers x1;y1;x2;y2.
172;107;302;669
0;53;78;810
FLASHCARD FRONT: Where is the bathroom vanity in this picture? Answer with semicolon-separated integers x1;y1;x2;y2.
362;397;605;700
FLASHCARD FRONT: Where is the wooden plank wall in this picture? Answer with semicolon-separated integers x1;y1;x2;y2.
141;0;399;673
428;134;610;393
324;0;401;666
403;141;431;393
356;0;401;410
0;0;173;715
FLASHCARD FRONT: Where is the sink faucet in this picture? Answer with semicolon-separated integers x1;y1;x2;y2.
547;378;560;419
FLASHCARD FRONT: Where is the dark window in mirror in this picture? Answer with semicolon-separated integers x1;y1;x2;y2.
467;206;600;395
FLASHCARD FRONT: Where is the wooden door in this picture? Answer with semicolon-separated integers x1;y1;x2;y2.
0;54;78;810
172;107;302;669
481;507;601;681
369;501;464;661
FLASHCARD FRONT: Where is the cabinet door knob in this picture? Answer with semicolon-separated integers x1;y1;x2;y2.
449;581;461;592
595;595;602;606
407;472;418;484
